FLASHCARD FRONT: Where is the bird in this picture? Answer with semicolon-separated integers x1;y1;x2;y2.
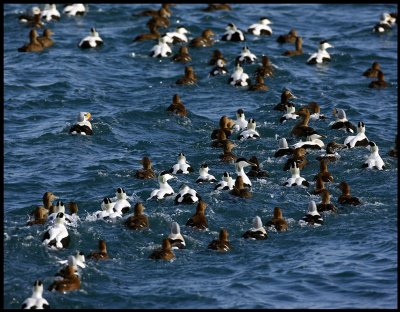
134;156;156;179
301;201;324;225
372;12;395;32
237;118;260;140
202;3;232;11
112;187;131;214
246;156;269;178
314;159;334;183
282;36;303;56
316;141;346;162
283;147;307;171
69;112;93;135
137;3;173;17
87;239;109;260
242;216;268;240
125;202;149;230
133;24;160;42
48;264;80;292
168;222;186;249
248;75;269;91
230;175;252;198
169;152;193;174
41;4;60;22
186;200;208;230
27;192;58;226
18;29;44;52
247;17;272;35
211;115;235;139
18;6;41;24
338;181;361;206
313;176;326;195
171;45;192;63
208;228;232;251
176;66;197;85
363;62;381;78
21;280;50;309
148;171;175;200
236;46;257;64
307;40;333;64
277;28;298;44
283;161;309;187
291;107;317;138
255;55;274;77
274;138;294;158
37;28;54;48
63;3;86;16
292;133;325;150
221;23;245;41
305;102;327;121
219;140;237;163
344;121;369;148
174;184;201;205
233;108;248;131
361;141;385;170
165;25;189;44
42;212;70;249
368;70;387;88
228;63;251;87
196;164;217;183
214;172;235;191
316;189;337;213
328;108;356;133
209;58;228;76
149;238;176;260
150;35;172;57
265;207;288;231
78;28;103;49
235;158;256;188
166;94;188;117
208;49;227;65
211;128;229;148
280;103;299;123
146;7;170;30
274;89;297;111
189;29;215;47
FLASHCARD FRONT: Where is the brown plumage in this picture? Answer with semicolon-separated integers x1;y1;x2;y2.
138;3;173;17
265;207;288;231
282;36;303;56
274;89;297;111
189;29;215;47
313;176;326;195
314;159;334;182
133;25;160;42
277;28;298;44
27;14;44;29
37;28;54;48
230;176;252;198
368;70;387;88
255;55;274;77
208;49;227;65
87;239;109;260
171;45;192;63
166;94;188;117
363;62;381;78
48;265;80;292
219;140;237;162
146;7;170;30
248;75;269;91
389;135;398;157
135;156;156;179
211;129;228;148
202;3;232;11
211;115;234;139
338;181;361;206
246;156;269;177
283;147;307;171
317;189;337;212
291;107;316;137
125;202;149;229
186;200;208;229
149;238;176;260
176;66;197;85
28;192;58;225
18;29;44;52
208;228;232;251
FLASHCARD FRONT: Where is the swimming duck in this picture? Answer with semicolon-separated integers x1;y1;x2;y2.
150;35;172;57
214;172;235;191
21;280;50;309
292;133;325;150
274;138;294;158
219;140;238;163
63;3;86;16
372;12;395;32
148;171;175;200
133;24;160;42
149;238;176;260
113;187;131;214
237;118;260;140
135;156;156;179
202;3;232;11
165;25;189;43
301;201;324;225
283;161;309;187
235;158;255;188
305;102;327;121
242;216;268;240
26;13;44;29
42;212;70;249
283;147;307;171
230;175;252;198
186;200;208;230
174;184;201;204
228;63;251;87
95;197;120;220
57;251;86;270
236;46;257;64
41;4;60;22
222;23;245;41
37;28;54;48
329;108;356;133
176;65;197;85
368;70;387;88
361;141;385;170
208;228;232;251
146;8;170;29
48;264;80;292
265;207;288;231
338;181;361;206
168;222;186;249
125;202;149;230
209;58;228;76
18;29;44;52
247;17;272;35
344;121;369;148
317;189;337;213
78;27;103;48
137;3;173;17
87;239;109;260
307;40;333;64
171;45;192;63
18;6;41;23
389;135;398;157
55;255;81;279
189;29;215;47
69;112;93;135
27;192;58;225
313;176;326;195
363;62;381;78
233;108;248;131
166;94;188;117
208;49;227;65
46;200;66;224
314;158;334;183
291;107;317;138
170;152;193;174
279;103;298;123
196;164;217;183
211;115;235;139
246;155;269;178
248;75;269;91
255;55;275;77
211;128;229;148
274;89;297;111
316;141;346;161
282;36;303;56
277;28;298;44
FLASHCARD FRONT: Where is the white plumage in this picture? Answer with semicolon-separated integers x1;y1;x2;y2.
79;28;103;48
222;23;245;41
196;164;217;183
41;4;60;22
165;26;189;43
21;280;50;309
235;158;254;187
170;153;193;174
292;134;325;149
229;63;250;86
344;121;369;148
149;171;175;200
236;46;257;64
284;162;309;187
307;40;333;64
362;141;385;170
214;172;235;191
247;17;273;36
63;4;86;16
233;108;248;131
237;118;260;140
42;212;69;249
150;36;172;57
174;184;200;204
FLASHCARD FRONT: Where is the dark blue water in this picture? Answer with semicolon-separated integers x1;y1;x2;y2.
3;3;398;309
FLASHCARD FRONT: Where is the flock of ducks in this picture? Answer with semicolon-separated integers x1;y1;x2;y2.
14;3;398;309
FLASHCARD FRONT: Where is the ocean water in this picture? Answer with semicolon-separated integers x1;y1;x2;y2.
3;3;398;309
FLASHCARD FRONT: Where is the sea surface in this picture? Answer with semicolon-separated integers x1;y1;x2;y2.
3;3;398;309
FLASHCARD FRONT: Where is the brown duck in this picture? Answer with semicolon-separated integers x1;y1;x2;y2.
230;175;252;198
265;207;288;231
18;29;44;52
166;94;188;117
125;202;149;229
362;62;381;78
368;70;387;88
317;189;337;213
338;181;361;206
48;264;80;292
248;75;269;91
189;29;215;47
277;28;298;44
171;45;192;63
314;159;334;183
149;238;176;260
135;156;156;179
208;228;232;251
282;36;303;56
246;155;269;177
176;66;197;85
87;239;109;260
186;200;208;230
255;55;274;77
219;140;237;163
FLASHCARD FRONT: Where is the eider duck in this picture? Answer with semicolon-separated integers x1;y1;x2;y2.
42;212;70;249
149;238;175;260
265;207;288;231
189;29;215;47
274;138;294;158
58;251;86;270
277;28;298;44
69;112;93;135
233;108;248;131
137;3;173;17
282;36;303;56
211;128;228;148
246;155;269;178
236;46;257;64
389;135;398;157
113;187;131;214
279;103;298;123
87;239;109;260
283;161;309;187
237;118;260;140
329;108;356;133
134;156;156;179
168;222;186;249
219;140;238;163
55;255;81;279
169;152;193;174
274;89;297;112
174;184;201;205
18;29;43;52
27;191;58;226
78;27;103;49
214;172;235;191
186;200;208;230
247;17;272;36
211;115;235;139
150;35;172;57
95;197;120;220
228;63;251;86
317;189;337;213
208;49;227;65
255;55;274;78
221;23;245;41
125;202;149;230
171;46;192;63
314;158;334;183
196;164;217;183
47;201;73;224
26;13;44;29
307;40;333;64
202;3;232;11
41;4;60;22
363;62;381;78
209;58;228;76
165;25;189;44
368;70;387;88
208;228;232;252
301;201;324;225
338;181;361;206
48;264;80;292
148;171;175;200
21;280;50;309
305;102;327;121
18;6;41;24
283;147;307;171
313;176;326;195
176;65;197;85
235;158;255;188
166;94;188;116
242;216;268;240
316;141;346;161
63;3;86;16
248;75;269;91
372;13;395;32
230;175;252;199
344;121;369;148
65;202;80;224
290;107;318;138
133;24;160;42
292;133;325;150
146;7;170;29
37;28;54;48
361;141;385;170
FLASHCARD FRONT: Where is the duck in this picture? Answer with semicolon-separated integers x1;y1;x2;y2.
283;147;307;171
135;156;156;179
363;62;381;78
274;89;297;111
174;184;201;204
21;280;50;309
166;94;188;117
368;70;387;88
344;121;369;148
113;187;131;214
248;75;269;91
211;115;235;139
236;46;257;64
274;138;294;158
235;158;256;188
230;175;252;199
282;36;303;56
146;7;170;29
237;118;260;140
169;152;193;174
133;24;160;42
125;202;149;230
95;197;120;220
301;201;324;225
171;45;192;63
18;29;44;52
148;171;175;200
317;189;337;213
283;161;309;187
202;3;232;11
389;135;398;157
314;158;334;183
176;65;197;85
372;12;394;32
208;228;232;251
313;176;326;195
46;200;67;224
27;191;58;225
18;6;41;23
57;251;86;270
137;3;173;17
63;3;86;16
221;23;245;41
186;200;208;230
189;29;215;47
242;216;268;240
277;28;298;44
69;112;93;135
247;17;272;35
338;181;361;206
168;222;186;249
292;133;325;150
55;255;81;279
78;27;103;48
48;264;80;292
208;49;227;65
37;28;54;48
233;108;248;131
42;212;70;249
149;238;175;260
255;55;274;77
87;239;109;260
211;128;229;148
165;25;189;43
209;58;228;76
41;4;60;22
291;107;318;138
279;103;298;123
214;172;235;191
26;13;44;29
305;102;327;121
150;35;172;57
219;140;238;163
329;108;357;133
316;141;346;162
265;207;288;231
196;164;217;183
228;63;250;87
307;40;333;64
246;155;269;178
361;141;385;170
